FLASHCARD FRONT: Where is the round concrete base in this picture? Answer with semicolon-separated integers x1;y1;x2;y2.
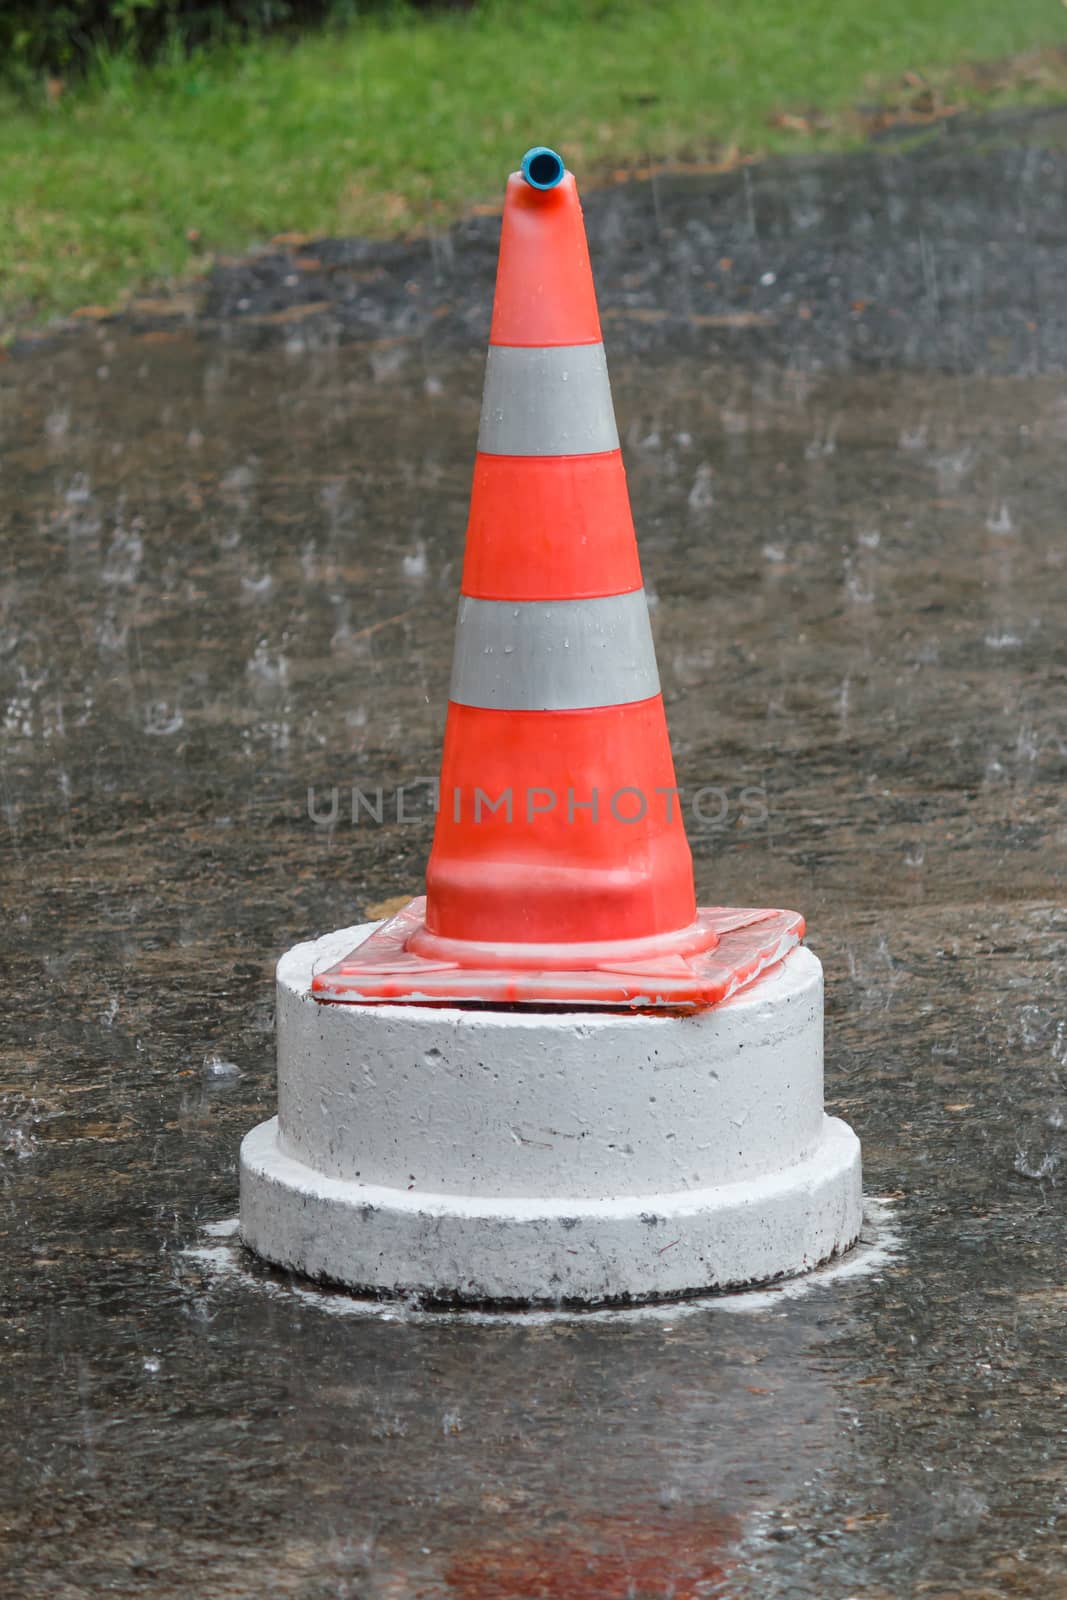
241;1113;860;1304
239;924;862;1304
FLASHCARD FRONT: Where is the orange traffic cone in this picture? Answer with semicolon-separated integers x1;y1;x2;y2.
314;148;802;1007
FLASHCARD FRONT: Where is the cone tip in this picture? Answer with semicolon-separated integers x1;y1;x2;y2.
520;147;566;191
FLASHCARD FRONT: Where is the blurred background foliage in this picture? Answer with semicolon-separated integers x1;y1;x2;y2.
1;0;467;83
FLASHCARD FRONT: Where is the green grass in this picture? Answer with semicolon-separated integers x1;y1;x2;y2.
5;0;1067;328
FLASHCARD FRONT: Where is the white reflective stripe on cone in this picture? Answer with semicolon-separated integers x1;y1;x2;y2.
449;590;660;711
477;344;620;457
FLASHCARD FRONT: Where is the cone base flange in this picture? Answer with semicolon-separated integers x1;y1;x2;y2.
310;897;805;1009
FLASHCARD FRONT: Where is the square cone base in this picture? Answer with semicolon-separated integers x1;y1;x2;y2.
310;898;805;1009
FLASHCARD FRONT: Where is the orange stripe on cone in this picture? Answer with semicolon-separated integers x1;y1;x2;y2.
461;452;642;602
422;699;696;949
490;173;601;348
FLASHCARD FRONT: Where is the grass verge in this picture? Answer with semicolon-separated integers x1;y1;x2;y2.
4;0;1067;329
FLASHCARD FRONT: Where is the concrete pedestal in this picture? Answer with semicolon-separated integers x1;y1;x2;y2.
240;924;862;1303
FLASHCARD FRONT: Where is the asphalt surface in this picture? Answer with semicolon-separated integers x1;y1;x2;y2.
2;107;1065;1598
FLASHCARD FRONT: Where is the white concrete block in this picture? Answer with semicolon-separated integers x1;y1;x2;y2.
240;924;863;1303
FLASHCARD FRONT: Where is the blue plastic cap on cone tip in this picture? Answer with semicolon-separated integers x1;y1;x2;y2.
521;147;566;190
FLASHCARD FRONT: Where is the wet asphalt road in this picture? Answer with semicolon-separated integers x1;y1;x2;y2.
2;109;1066;1597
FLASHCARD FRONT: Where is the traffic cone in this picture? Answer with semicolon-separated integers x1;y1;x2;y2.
314;148;802;1007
